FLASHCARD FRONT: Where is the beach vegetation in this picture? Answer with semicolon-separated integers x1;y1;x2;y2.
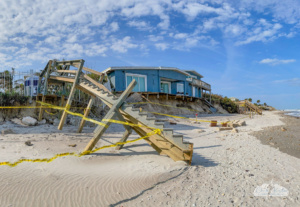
205;93;239;113
0;92;29;106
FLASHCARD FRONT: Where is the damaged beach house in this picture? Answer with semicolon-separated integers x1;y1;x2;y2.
103;66;212;104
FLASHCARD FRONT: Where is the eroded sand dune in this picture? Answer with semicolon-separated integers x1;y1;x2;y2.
0;111;299;206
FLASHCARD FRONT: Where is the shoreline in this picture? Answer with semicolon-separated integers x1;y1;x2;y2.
251;111;300;159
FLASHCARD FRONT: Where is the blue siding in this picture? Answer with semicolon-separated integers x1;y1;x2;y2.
116;70;161;92
109;71;115;89
108;69;196;96
114;70;124;91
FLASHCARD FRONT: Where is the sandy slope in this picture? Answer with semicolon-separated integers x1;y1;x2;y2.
0;111;299;207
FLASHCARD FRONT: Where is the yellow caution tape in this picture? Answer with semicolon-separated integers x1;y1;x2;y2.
37;101;109;129
0;129;161;167
45;110;59;115
37;101;158;130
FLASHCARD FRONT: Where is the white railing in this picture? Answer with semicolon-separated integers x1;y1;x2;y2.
189;78;211;90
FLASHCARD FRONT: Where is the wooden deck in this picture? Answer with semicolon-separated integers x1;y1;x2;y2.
115;92;205;102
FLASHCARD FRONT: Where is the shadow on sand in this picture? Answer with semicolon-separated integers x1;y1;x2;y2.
95;137;220;167
109;167;188;207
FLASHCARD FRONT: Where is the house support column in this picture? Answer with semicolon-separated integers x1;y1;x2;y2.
200;88;203;98
38;60;52;121
59;83;66;118
115;112;133;150
58;59;84;130
77;97;95;133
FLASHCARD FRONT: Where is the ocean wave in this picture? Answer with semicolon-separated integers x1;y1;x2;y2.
284;110;300;117
283;109;300;112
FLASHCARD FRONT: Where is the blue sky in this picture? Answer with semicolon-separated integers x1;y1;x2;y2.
0;0;299;109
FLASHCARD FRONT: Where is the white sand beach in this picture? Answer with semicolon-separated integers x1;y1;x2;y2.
0;111;299;206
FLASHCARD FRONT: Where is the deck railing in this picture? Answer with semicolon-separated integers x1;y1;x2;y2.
187;78;211;90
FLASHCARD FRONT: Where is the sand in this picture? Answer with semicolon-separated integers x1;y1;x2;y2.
251;112;300;159
0;111;299;206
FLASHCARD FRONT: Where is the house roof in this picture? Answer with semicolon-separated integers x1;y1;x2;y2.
102;66;192;76
184;70;204;78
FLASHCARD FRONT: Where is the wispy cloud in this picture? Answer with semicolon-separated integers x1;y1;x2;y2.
259;58;296;65
155;43;168;51
273;78;300;86
128;20;152;31
235;20;283;45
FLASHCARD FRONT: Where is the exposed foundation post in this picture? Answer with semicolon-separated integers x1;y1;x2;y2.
77;97;95;133
115;129;132;150
115;112;133;150
58;59;84;130
59;83;66;118
38;60;52;121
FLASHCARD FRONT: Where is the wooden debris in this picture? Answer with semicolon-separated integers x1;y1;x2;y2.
25;141;33;146
281;127;287;131
210;120;217;127
218;127;233;131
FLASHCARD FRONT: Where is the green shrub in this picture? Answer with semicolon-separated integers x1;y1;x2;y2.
0;93;29;106
220;97;238;113
204;93;238;113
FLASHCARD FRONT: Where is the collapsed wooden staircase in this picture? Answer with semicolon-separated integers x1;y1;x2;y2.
37;59;193;164
238;100;262;115
203;98;217;113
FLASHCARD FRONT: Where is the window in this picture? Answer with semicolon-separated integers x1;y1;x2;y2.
126;73;147;92
177;83;184;94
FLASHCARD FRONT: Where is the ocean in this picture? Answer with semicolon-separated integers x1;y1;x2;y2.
284;109;300;117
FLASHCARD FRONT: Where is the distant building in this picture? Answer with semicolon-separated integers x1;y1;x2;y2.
24;76;39;96
104;66;211;98
230;97;239;102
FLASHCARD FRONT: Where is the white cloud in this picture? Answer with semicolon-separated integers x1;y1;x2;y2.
128;20;151;31
110;22;119;32
174;2;222;21
120;1;170;29
155;43;168;51
173;33;189;39
0;0;299;69
45;36;62;44
238;0;300;24
148;35;163;42
224;24;245;36
110;36;138;53
259;58;296;65
236;22;283;45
